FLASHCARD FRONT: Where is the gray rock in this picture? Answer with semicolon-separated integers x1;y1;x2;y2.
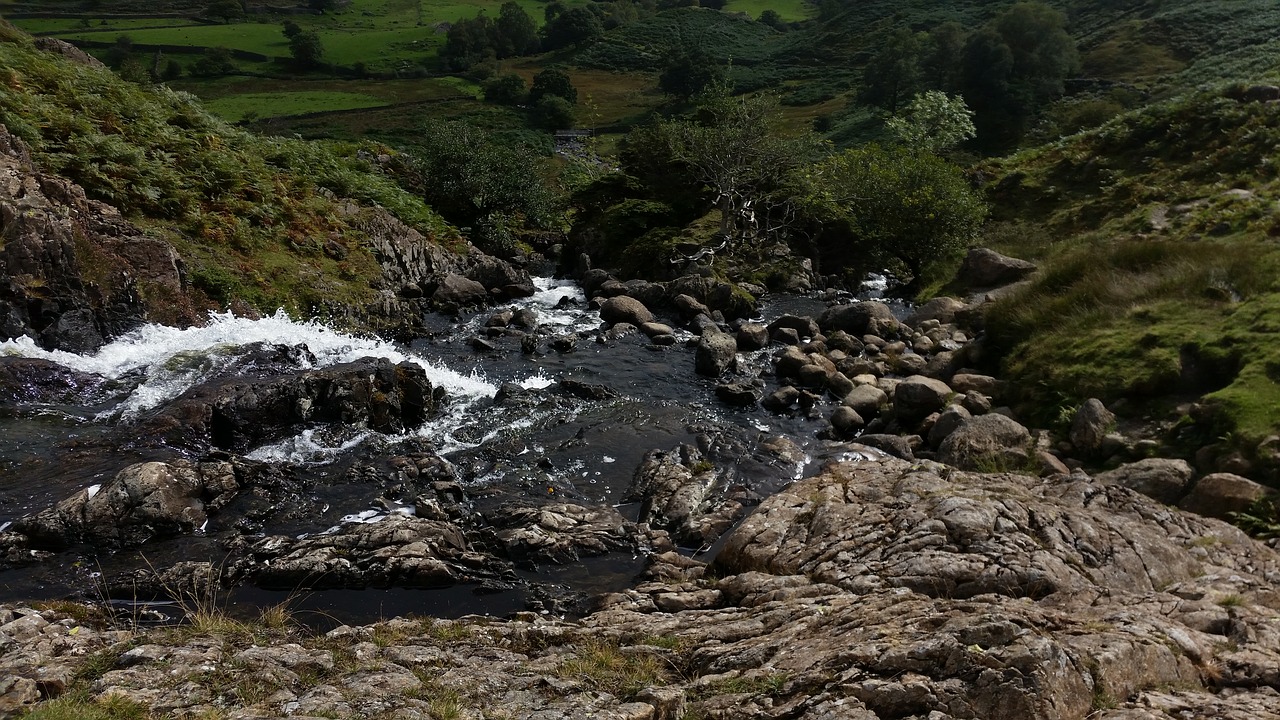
894;376;953;422
950;373;1002;398
735;323;769;350
600;296;655;326
856;434;916;461
928;404;972;448
695;330;737;377
762;386;800;412
906;297;965;327
843;384;888;418
957;247;1037;288
830;406;865;437
1071;398;1117;457
639;322;674;338
939;413;1033;471
1095;458;1194;505
817;302;897;337
431;273;488;308
766;314;819;341
1179;473;1275;520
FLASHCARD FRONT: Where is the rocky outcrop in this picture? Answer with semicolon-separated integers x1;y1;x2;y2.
0;124;190;352
7;455;1280;720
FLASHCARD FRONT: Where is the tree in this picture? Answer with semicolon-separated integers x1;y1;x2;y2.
289;30;325;69
801;144;986;287
625;84;826;245
483;73;527;105
105;34;133;68
885;91;976;153
541;7;604;50
530;95;576;130
758;9;787;31
529;67;577;105
659;50;724;100
495;1;539;57
440;15;496;71
859;28;927;113
410;120;562;255
191;46;236;76
923;21;966;93
281;19;303;39
996;1;1079;102
205;0;244;23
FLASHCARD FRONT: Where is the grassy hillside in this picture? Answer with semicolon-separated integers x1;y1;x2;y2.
978;86;1280;451
0;19;455;318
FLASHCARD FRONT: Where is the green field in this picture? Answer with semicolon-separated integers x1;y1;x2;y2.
57;22;289;55
723;0;814;22
202;90;389;121
7;17;200;33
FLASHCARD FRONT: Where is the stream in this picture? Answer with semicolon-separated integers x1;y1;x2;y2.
0;277;868;623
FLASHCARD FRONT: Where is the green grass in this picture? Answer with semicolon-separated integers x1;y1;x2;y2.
11;18;200;34
723;0;813;22
202;90;389;121
57;23;289;56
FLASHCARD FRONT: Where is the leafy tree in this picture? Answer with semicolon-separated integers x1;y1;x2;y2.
409;120;562;255
659;50;724;100
440;15;496;71
923;21;966;93
860;28;927;112
191;46;236;76
801;144;985;287
996;1;1079;102
105;34;133;68
544;1;567;22
541;7;604;50
495;1;539;57
625;84;826;245
281;19;303;39
289;30;325;69
161;58;183;81
885;91;976;153
483;72;528;105
529;67;578;105
758;9;787;31
205;0;244;24
531;95;576;130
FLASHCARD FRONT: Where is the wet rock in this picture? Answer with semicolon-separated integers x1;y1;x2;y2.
735;323;768;350
0;357;103;404
817;302;897;337
557;379;619;401
695;330;737;377
639;322;673;338
1095;458;1194;505
938;413;1032;471
956;247;1037;288
766;315;818;341
770;326;801;346
628;446;742;546
551;334;577;352
431;273;488;308
672;293;711;318
139;357;437;453
1179;473;1276;520
715;383;760;407
825;330;864;355
600;296;655;326
762;386;800;412
1071;398;1117;458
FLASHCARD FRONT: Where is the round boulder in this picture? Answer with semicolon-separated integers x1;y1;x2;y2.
600;296;655;326
696;330;738;377
894;376;954;422
817;302;896;337
1179;473;1275;520
939;414;1033;472
1094;458;1194;505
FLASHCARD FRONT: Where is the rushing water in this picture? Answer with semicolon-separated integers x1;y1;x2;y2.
0;277;852;620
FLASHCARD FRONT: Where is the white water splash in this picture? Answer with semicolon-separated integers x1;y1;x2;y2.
0;310;497;419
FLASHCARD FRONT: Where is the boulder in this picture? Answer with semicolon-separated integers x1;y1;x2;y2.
928;404;972;448
599;296;655;326
856;434;915;461
766;314;819;341
1070;398;1117;457
762;386;800;412
829;406;865;437
431;273;488;308
956;247;1037;288
1180;473;1274;521
1095;458;1194;505
843;384;887;418
906;296;965;327
950;373;1002;398
893;376;953;421
817;302;897;337
735;323;769;351
939;413;1033;471
715;383;760;407
695;330;737;377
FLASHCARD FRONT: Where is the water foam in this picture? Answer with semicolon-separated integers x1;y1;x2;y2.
0;310;497;417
